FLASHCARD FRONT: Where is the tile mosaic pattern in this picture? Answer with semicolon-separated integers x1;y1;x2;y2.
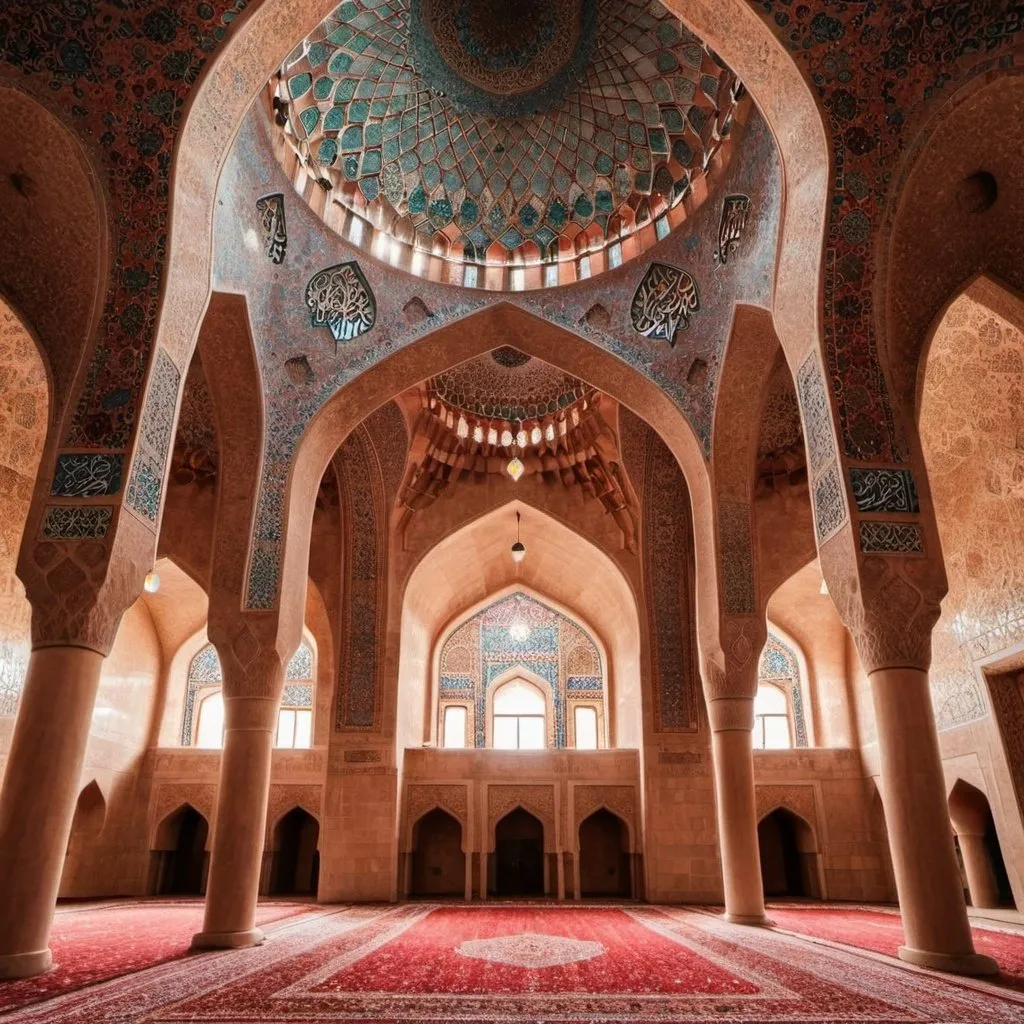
858;521;924;555
758;633;808;748
717;501;754;615
50;454;124;498
813;464;847;544
125;350;181;524
642;427;700;731
335;429;385;730
849;467;919;515
438;592;603;748
181;640;315;745
277;0;739;261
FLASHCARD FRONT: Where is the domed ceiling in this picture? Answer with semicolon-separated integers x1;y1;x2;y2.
272;0;742;280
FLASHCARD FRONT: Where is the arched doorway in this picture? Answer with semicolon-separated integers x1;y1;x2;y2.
493;808;545;897
270;808;320;896
758;808;821;899
59;781;106;898
578;809;631;898
949;779;1015;909
149;805;209;896
410;809;465;898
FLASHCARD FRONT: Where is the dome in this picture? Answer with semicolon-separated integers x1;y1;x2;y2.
270;0;743;288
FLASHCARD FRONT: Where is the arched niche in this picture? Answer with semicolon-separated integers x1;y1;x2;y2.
435;590;607;752
397;501;642;757
0;295;49;723
757;805;822;900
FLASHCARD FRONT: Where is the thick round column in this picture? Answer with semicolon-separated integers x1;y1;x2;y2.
0;647;104;978
957;831;1000;910
708;697;766;925
870;667;997;975
192;694;278;949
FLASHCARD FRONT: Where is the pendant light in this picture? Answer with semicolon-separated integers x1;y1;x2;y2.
144;571;161;594
510;510;526;563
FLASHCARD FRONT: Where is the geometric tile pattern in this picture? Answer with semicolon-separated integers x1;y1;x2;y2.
813;463;847;543
438;591;603;748
858;520;924;555
125;349;181;524
796;353;835;479
642;427;700;731
276;0;740;262
717;501;755;615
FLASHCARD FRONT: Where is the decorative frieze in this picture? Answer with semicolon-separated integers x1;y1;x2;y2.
849;467;919;514
50;453;124;498
40;504;112;539
126;349;181;524
859;520;924;554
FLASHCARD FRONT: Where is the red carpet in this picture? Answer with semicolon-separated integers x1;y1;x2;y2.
0;899;313;1012
766;903;1024;989
3;902;1020;1022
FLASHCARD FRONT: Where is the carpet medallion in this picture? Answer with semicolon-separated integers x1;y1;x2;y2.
2;903;1024;1022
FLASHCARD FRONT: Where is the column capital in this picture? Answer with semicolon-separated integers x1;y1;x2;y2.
819;531;944;674
208;618;290;700
706;696;755;733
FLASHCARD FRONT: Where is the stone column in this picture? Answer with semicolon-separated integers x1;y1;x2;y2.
192;665;282;949
870;667;997;973
707;694;767;925
956;831;1000;910
0;647;105;978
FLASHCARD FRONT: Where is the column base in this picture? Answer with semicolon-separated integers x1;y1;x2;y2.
190;928;265;951
724;912;770;927
0;949;53;979
898;945;999;976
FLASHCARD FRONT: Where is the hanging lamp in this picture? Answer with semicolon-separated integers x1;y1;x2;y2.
510;510;526;563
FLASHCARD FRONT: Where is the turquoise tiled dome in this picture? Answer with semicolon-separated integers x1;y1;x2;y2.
276;0;740;262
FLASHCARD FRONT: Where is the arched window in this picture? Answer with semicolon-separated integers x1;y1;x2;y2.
442;705;467;748
195;690;225;749
757;632;808;747
574;706;598;750
183;640;315;748
493;679;546;750
753;684;791;750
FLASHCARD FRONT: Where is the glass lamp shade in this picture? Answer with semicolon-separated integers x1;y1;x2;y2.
506;456;525;482
143;572;160;594
511;540;527;563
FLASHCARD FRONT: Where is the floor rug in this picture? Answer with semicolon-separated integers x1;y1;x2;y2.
3;902;1023;1022
0;899;314;1013
765;903;1024;990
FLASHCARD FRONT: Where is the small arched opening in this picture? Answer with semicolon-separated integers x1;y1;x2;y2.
410;808;465;898
59;781;106;898
578;809;631;898
758;807;821;900
149;804;209;896
269;807;320;897
493;807;545;897
948;779;1015;910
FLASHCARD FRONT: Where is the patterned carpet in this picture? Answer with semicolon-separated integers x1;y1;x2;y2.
2;905;1024;1024
763;902;1024;991
0;900;314;1013
2;902;1024;1022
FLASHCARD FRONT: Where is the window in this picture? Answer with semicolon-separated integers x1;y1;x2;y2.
463;264;478;288
493;679;546;750
574;706;598;750
196;691;225;749
655;215;670;240
608;242;622;269
578;255;591;280
443;706;467;748
510;267;525;291
753;684;791;750
544;261;559;288
276;708;312;749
